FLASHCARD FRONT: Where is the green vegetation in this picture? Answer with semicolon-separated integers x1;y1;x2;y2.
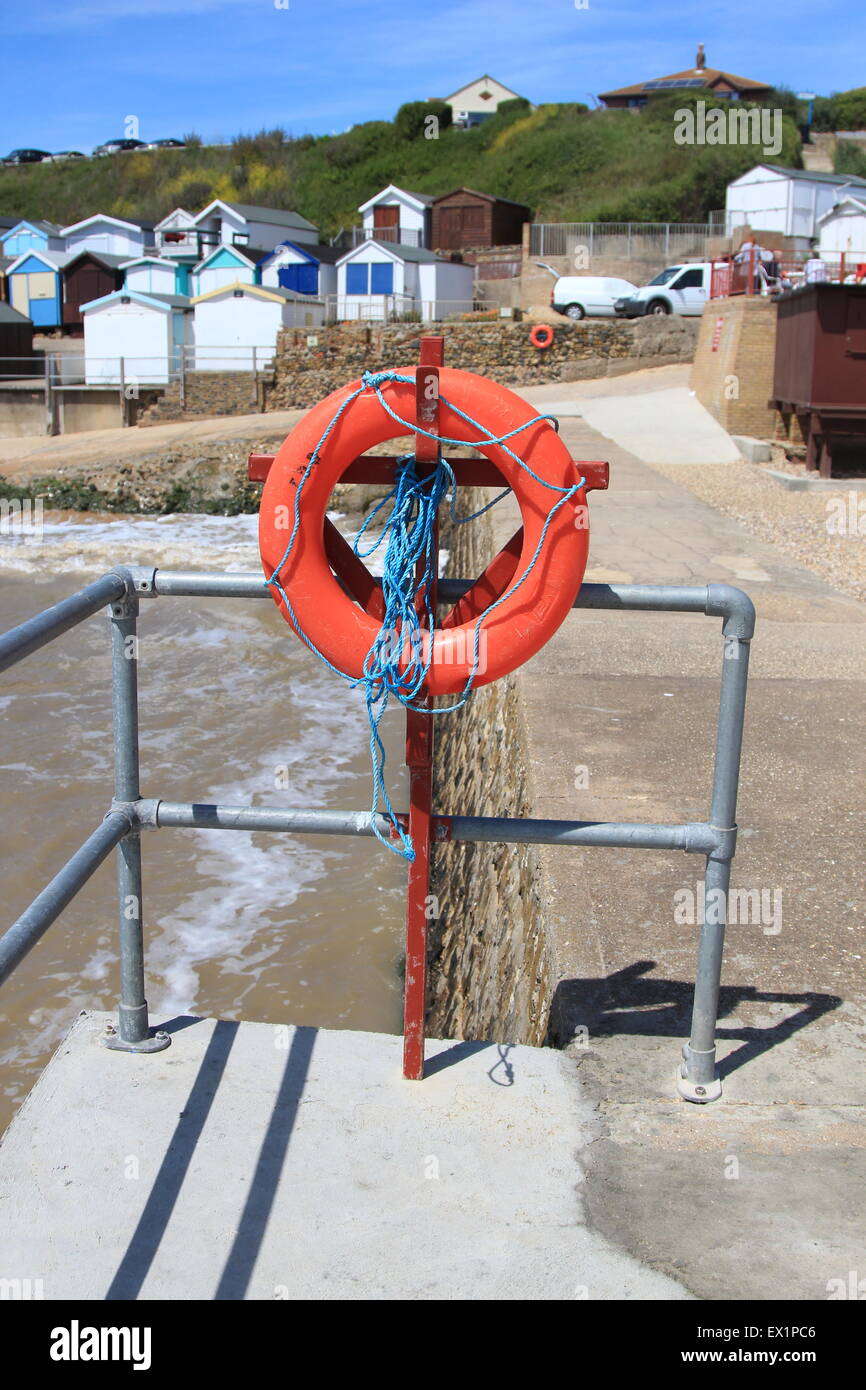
813;86;866;132
0;94;804;234
0;472;262;515
834;139;866;179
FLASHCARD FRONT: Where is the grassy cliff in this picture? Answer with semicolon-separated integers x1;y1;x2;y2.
0;95;803;236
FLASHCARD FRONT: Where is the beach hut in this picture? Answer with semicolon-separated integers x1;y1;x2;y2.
61;214;155;259
62;251;126;331
81;289;192;385
191;281;324;369
5;249;69;328
257;241;340;299
192;200;319;256
154;207;198;259
1;219;65;258
192;245;257;297
335;241;474;321
121;256;192;297
357;186;432;248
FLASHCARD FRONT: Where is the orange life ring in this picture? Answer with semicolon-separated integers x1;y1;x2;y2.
530;323;554;349
259;367;588;696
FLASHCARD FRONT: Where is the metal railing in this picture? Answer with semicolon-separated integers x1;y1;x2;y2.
0;565;755;1100
710;249;866;298
351;226;424;248
323;294;483;324
530;220;716;259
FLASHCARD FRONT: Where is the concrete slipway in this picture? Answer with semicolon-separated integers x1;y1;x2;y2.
0;1011;688;1301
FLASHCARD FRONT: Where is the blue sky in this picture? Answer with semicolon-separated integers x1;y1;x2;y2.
1;0;857;154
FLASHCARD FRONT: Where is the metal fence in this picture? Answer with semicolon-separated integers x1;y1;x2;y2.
0;564;755;1101
350;226;424;248
323;294;484;324
710;249;866;299
0;347;277;389
530;220;717;259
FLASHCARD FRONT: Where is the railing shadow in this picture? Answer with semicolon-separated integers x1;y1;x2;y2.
106;1019;316;1302
547;960;841;1078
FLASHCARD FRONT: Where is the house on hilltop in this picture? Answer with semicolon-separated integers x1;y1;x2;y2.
437;75;526;127
599;46;772;109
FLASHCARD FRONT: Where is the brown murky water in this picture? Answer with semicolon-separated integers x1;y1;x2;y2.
0;511;407;1134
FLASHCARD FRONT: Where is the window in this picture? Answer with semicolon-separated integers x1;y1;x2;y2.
672;269;704;289
346;263;369;294
370;262;394;295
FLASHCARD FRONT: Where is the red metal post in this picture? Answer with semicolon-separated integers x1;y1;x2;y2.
402;335;443;1080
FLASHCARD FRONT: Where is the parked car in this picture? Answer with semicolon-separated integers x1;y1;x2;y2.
614;263;712;318
49;150;86;162
540;268;639;320
2;148;51;164
145;138;186;150
93;138;148;156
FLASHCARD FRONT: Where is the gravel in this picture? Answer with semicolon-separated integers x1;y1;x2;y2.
648;458;866;604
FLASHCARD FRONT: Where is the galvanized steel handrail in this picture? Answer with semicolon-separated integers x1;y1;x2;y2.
0;564;755;1099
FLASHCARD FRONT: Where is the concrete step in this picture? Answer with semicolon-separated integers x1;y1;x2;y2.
0;1010;689;1301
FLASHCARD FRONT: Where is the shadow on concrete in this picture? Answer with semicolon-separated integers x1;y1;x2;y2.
106;1020;316;1301
547;960;841;1077
424;1039;493;1077
215;1026;316;1300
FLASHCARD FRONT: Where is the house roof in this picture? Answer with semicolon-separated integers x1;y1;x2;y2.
193;200;318;233
193;244;257;272
80;288;187;313
444;75;523;103
61;213;154;236
119;255;180;269
191;280;322;305
817;194;866;224
2;218;64;239
756;164;866;187
154;207;195;230
337;241;445;267
599;65;771;101
358;184;434;214
5;248;74;273
257;239;343;267
64;250;128;270
0;301;31;325
432;185;531;211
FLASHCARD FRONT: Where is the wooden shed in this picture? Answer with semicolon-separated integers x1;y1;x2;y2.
62;252;126;332
0;300;34;360
430;188;531;252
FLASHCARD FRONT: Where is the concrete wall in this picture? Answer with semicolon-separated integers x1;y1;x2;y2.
266;317;699;409
690;295;777;438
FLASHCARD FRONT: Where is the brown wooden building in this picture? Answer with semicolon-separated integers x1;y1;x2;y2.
431;188;531;252
62;252;126;332
0;300;34;359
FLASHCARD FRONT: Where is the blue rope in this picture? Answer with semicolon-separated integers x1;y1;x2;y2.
265;370;584;860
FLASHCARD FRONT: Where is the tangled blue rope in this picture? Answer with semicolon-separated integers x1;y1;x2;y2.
266;370;584;860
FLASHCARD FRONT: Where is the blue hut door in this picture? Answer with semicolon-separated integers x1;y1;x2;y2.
278;262;317;294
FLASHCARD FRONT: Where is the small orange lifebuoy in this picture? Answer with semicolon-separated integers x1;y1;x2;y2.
259;367;588;696
530;323;554;350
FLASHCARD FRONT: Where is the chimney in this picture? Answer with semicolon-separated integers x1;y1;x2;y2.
696;43;706;71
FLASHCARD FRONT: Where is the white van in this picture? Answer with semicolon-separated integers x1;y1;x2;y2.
546;272;639;320
614;263;712;317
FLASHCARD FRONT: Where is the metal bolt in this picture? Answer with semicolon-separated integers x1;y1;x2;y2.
695;1085;706;1096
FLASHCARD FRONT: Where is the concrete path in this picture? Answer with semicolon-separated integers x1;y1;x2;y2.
479;391;866;1300
525;366;742;464
0;1011;688;1301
